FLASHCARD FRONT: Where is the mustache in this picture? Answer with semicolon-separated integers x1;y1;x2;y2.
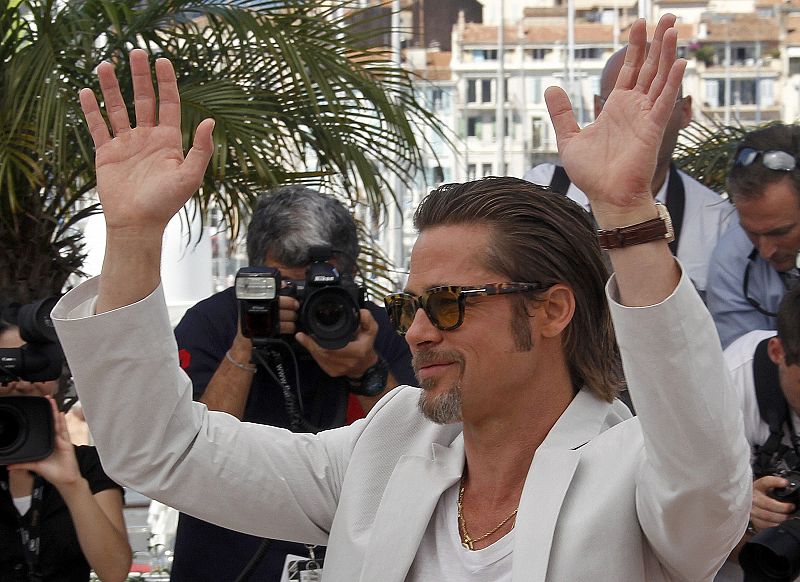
412;350;464;374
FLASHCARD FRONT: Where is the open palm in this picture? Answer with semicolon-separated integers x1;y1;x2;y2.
80;50;214;233
545;15;686;211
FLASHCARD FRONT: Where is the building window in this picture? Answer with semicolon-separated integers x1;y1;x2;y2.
467;79;494;104
470;49;498;61
482;163;493;177
526;48;550;60
706;78;767;106
467;164;477;181
575;47;602;60
431;87;448;112
467;116;479;137
481;79;492;103
528;78;542;104
531;116;545;149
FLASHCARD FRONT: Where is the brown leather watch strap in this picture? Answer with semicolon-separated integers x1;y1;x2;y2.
596;203;675;250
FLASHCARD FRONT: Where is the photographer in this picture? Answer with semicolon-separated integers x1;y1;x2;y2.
717;285;800;581
170;186;416;581
0;317;131;582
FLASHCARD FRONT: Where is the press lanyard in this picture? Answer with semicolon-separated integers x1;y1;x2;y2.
0;473;45;582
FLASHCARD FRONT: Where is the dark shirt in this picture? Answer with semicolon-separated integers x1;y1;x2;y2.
171;286;415;582
0;446;124;582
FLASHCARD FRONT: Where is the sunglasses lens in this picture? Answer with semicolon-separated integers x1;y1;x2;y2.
385;295;416;334
736;148;759;167
762;151;797;171
426;288;462;330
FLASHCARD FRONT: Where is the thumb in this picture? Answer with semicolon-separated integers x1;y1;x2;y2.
544;86;579;153
182;118;215;186
756;475;790;492
294;331;317;353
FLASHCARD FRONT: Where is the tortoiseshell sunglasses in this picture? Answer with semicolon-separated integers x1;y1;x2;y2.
384;282;547;335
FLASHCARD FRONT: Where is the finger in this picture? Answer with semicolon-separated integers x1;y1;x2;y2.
294;332;318;354
130;49;157;128
645;27;678;101
182;118;215;188
636;14;677;95
359;309;377;334
97;61;132;136
155;58;181;129
650;58;687;123
615;19;647;91
544;86;579;152
755;496;796;515
279;295;300;311
79;88;111;148
279;320;297;335
755;476;789;491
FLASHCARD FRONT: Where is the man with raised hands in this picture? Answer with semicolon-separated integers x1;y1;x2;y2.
53;14;750;581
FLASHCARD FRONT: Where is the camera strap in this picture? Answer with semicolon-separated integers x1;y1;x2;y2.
751;337;800;476
0;473;45;582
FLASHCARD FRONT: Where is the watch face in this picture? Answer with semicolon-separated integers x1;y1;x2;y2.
358;359;389;396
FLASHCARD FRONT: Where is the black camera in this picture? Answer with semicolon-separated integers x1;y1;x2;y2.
0;396;54;464
1;296;64;384
235;247;364;350
0;296;62;464
740;470;800;581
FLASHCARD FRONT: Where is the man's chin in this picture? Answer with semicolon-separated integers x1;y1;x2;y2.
418;387;462;425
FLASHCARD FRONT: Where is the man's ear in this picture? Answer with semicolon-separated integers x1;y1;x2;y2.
678;95;692;129
768;336;786;366
536;284;575;338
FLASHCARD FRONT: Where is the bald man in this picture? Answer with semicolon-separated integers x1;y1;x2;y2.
524;45;734;299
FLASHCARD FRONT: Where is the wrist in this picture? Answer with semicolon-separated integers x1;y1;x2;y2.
596;202;673;251
346;352;379;382
347;355;389;397
590;198;658;231
225;350;256;374
54;474;90;502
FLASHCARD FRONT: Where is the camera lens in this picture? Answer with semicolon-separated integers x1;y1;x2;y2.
313;299;346;329
302;288;359;350
741;519;800;581
0;405;23;452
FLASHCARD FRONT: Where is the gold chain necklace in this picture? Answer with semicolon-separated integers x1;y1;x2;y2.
457;477;518;551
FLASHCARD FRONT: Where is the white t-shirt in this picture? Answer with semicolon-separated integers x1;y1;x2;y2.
12;494;31;515
405;481;514;581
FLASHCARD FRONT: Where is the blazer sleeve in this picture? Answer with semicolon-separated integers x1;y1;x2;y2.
607;265;752;581
52;277;359;546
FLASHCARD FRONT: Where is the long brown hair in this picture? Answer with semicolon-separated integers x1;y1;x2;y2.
413;177;623;401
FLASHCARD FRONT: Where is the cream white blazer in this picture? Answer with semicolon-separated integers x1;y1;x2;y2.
52;269;751;582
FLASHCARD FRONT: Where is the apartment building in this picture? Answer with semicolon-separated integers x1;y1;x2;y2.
395;0;800;265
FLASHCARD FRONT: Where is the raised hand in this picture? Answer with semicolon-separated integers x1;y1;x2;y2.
545;14;686;221
80;49;214;235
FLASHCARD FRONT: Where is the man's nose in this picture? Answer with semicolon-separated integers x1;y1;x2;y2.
756;236;779;262
404;307;442;346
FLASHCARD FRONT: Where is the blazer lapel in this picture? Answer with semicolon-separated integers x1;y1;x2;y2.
359;435;465;582
512;390;620;582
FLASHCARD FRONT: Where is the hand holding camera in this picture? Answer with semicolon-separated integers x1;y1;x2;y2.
235;246;364;350
294;307;379;380
7;396;83;493
752;474;800;531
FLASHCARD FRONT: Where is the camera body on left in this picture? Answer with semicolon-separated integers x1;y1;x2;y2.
235;246;364;350
0;296;63;464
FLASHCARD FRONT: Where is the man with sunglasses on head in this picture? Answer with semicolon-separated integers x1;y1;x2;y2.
707;124;800;349
524;44;734;300
51;14;750;581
